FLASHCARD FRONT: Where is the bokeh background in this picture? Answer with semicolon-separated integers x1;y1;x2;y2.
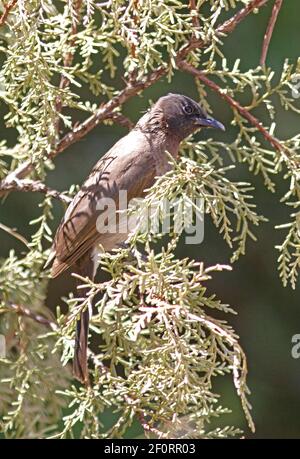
1;0;300;438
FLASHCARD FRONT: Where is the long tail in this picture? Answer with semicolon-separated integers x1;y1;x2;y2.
73;307;90;384
73;249;95;385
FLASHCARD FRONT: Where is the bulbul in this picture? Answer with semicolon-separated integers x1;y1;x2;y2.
48;93;224;384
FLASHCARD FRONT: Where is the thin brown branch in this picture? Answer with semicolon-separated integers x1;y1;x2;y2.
0;0;17;26
0;0;268;193
0;160;33;182
177;59;284;153
5;303;57;330
217;0;268;35
0;222;29;247
177;0;269;61
260;0;283;66
0;178;72;203
189;0;200;30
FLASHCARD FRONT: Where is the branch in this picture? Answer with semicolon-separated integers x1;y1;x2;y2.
177;0;269;61
177;59;285;153
260;0;283;66
0;178;72;203
0;0;17;27
189;0;200;30
216;0;268;35
4;303;57;330
0;222;29;247
0;0;269;193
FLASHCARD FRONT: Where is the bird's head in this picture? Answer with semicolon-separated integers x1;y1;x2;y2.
152;93;225;140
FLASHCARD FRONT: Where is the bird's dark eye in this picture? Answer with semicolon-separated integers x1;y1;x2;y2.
184;105;194;115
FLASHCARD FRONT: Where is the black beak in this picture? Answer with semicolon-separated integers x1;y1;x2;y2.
195;116;225;131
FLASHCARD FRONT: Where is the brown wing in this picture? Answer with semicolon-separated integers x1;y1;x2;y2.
51;132;156;278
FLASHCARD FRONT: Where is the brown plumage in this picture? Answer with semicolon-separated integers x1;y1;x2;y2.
49;93;224;384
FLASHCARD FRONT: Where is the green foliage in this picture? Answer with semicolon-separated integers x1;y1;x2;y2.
0;0;299;439
53;246;252;438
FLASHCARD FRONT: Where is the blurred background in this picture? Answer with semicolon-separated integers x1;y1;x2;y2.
1;0;300;438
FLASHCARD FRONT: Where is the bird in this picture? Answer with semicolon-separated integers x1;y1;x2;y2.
48;93;225;384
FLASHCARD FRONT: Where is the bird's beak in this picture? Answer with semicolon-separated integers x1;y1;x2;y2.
195;116;225;131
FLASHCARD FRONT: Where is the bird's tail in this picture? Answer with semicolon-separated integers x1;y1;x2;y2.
73;306;90;385
73;249;95;385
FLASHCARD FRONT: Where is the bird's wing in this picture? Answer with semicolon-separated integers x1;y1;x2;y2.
51;132;156;278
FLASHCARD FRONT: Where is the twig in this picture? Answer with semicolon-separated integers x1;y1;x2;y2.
260;0;283;66
177;0;269;61
0;160;33;185
0;222;29;247
0;0;269;192
0;0;17;26
189;0;200;30
217;0;268;35
0;178;72;203
5;303;57;330
177;59;285;153
138;412;169;439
